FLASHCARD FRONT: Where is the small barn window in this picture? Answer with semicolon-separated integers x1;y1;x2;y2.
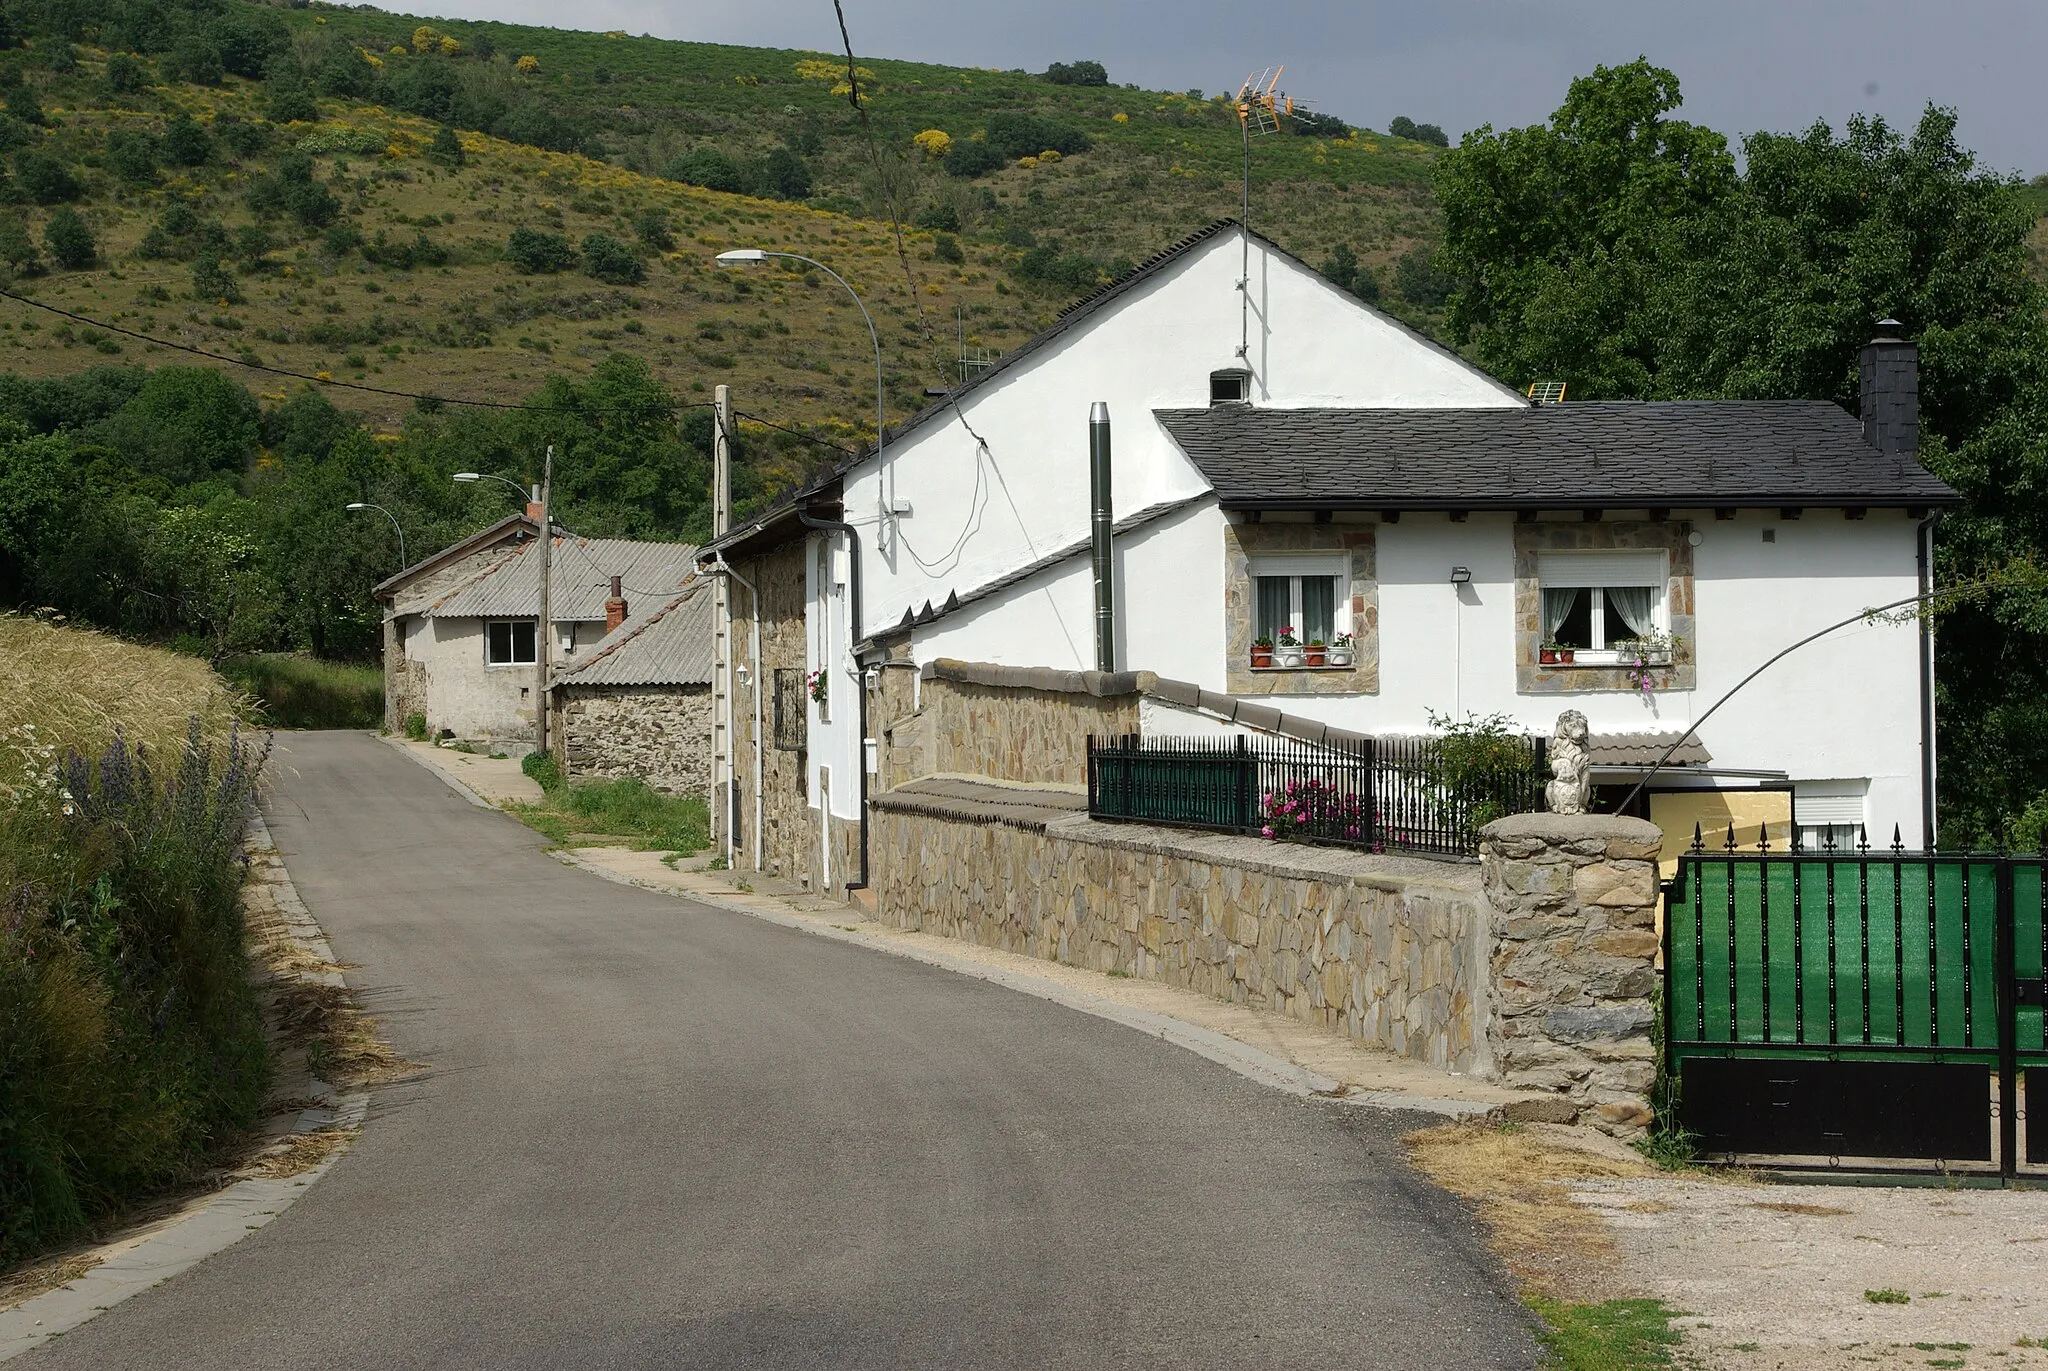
1209;369;1250;405
485;619;537;665
772;667;808;752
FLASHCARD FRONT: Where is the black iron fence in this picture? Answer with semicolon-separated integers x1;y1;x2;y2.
1085;731;1547;859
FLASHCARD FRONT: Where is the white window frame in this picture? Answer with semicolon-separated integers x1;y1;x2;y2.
1536;551;1668;665
484;618;537;666
1249;553;1349;646
1796;781;1868;850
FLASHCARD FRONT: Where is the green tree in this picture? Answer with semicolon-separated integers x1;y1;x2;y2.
41;208;94;270
104;129;159;182
13;151;76;205
97;367;260;485
161;114;213;167
103;53;144;95
0;215;39;274
661;148;746;193
581;232;642;284
505;227;577;274
633;207;672;252
4;84;41;126
426;124;464;168
190;252;241;303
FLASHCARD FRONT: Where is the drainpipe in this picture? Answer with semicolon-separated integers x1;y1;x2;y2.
796;509;868;893
1090;402;1115;672
1918;511;1941;850
706;552;764;875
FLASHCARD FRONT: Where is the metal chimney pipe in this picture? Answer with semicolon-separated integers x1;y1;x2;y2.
1089;402;1114;673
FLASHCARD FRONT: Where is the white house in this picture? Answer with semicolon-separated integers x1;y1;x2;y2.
376;516;698;745
700;221;1954;894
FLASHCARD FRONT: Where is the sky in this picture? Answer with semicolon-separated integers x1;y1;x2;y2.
407;0;2048;176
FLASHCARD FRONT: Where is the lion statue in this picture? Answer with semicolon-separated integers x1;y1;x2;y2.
1545;709;1592;815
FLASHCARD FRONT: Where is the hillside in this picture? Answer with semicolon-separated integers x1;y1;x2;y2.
0;2;1454;438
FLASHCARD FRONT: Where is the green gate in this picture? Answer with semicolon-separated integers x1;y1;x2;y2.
1665;830;2048;1173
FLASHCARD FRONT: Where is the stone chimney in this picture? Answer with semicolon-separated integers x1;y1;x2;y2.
604;575;627;633
1859;319;1918;458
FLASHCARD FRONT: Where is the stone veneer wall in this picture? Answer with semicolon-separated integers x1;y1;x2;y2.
880;660;1148;790
1513;520;1696;695
1222;519;1380;697
873;802;1494;1074
1480;812;1663;1133
555;684;712;800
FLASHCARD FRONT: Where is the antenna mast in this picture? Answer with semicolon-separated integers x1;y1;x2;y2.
1233;66;1293;363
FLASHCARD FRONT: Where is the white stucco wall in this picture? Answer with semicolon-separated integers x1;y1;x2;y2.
843;231;1522;644
805;529;865;824
401;614;597;743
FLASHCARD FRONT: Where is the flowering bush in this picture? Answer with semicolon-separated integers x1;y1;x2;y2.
1261;778;1370;843
912;128;953;158
516;54;540;74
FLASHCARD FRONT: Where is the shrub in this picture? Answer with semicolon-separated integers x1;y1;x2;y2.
404;710;428;740
555;776;710;854
4;84;41;126
493;102;580;154
43;207;95;269
911;128;952;158
265;82;318;125
1388;115;1449;147
1043;60;1108;87
1014;245;1103;292
0;215;39;273
505;227;577;274
758;147;811;200
663;147;747;193
246;153;337;228
217;655;381;729
162;114;213;167
104;52;145;94
941;139;1005;179
933;233;963;264
515;55;540;75
190;252;241;303
321;222;364;256
214;115;273;159
521;748;560;787
984;112;1091;160
633;207;672;251
581;232;643;285
14;151;75;204
168;35;224;86
426;124;464;168
104;129;159;182
915;202;960;232
1393;245;1454;308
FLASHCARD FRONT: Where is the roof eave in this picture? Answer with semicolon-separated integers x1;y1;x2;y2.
1218;493;1961;512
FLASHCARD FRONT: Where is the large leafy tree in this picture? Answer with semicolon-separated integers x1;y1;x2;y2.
1435;63;2048;843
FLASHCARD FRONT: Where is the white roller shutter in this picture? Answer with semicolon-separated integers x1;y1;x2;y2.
1537;551;1666;588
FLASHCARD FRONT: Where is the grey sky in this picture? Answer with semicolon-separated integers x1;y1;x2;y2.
418;0;2046;176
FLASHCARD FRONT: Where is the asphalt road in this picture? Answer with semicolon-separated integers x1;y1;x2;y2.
25;731;1537;1371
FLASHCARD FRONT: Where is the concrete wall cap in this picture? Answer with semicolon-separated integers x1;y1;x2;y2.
1482;812;1663;846
922;658;1156;699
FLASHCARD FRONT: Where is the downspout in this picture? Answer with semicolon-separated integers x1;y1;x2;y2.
1918;511;1941;850
1090;402;1115;672
707;552;764;875
796;509;868;892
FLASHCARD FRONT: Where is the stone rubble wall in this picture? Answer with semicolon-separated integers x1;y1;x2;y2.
880;661;1148;791
1480;812;1663;1133
873;803;1494;1074
555;684;712;801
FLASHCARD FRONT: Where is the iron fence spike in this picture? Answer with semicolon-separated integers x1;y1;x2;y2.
1758;822;1771;852
1891;822;1905;853
1725;822;1738;852
1691;822;1704;853
1858;824;1870;853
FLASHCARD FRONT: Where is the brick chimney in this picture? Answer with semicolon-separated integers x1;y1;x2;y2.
525;499;545;524
1859;319;1918;458
604;575;627;633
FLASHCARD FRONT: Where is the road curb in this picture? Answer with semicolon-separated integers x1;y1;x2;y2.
557;851;1494;1121
0;817;370;1364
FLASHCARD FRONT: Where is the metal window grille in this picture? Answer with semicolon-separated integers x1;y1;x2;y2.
772;668;808;752
1085;731;1546;860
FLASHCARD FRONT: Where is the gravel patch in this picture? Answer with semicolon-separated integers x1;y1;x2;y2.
1575;1176;2048;1369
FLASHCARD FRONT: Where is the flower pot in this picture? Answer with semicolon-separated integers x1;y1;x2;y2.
1540;648;1560;665
1305;646;1327;667
1275;647;1305;669
1326;647;1353;667
1559;649;1575;664
1251;647;1273;669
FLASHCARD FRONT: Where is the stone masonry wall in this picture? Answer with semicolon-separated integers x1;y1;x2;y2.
556;684;712;800
879;661;1147;790
1480;812;1663;1133
874;803;1494;1074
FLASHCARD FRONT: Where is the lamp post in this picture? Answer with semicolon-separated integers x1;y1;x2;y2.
714;249;884;456
345;502;406;567
454;460;554;758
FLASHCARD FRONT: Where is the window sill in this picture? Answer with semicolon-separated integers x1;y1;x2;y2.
1249;664;1358;673
1539;657;1673;669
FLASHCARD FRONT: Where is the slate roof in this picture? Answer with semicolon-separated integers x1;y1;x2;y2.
1154;401;1958;510
553;581;714;688
397;536;698;621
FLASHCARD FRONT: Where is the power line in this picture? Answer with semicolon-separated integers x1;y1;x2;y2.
0;286;718;417
732;409;857;455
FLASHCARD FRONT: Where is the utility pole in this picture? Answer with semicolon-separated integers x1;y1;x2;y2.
535;443;554;760
712;386;733;864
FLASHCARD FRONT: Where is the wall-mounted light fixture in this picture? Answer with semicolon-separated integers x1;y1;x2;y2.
1450;566;1472;584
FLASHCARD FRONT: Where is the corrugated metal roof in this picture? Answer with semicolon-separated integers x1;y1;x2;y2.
400;536;698;622
555;582;715;687
1588;733;1712;767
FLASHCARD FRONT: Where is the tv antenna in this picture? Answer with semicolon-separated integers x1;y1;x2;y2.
1233;67;1298;363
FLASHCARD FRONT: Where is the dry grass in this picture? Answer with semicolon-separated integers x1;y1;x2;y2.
0;1252;103;1314
0;614;245;793
269;978;424;1087
1405;1121;1658;1302
247;1127;359;1180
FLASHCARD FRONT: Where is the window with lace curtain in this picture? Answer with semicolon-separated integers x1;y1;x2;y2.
1536;551;1667;661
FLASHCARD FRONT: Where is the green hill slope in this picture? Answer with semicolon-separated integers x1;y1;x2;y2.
0;1;1453;437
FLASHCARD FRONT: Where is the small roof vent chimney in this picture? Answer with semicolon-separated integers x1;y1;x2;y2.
1859;319;1918;459
605;575;627;633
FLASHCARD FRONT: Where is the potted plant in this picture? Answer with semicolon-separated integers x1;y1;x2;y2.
1274;625;1305;669
1540;638;1575;665
1305;636;1327;667
1327;632;1354;667
1251;632;1274;669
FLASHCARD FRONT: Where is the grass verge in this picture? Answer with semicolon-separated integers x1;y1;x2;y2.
217;655;383;730
1405;1121;1691;1370
507;755;709;855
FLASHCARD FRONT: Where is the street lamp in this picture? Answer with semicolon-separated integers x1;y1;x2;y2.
454;471;538;506
345;502;406;567
715;248;884;452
